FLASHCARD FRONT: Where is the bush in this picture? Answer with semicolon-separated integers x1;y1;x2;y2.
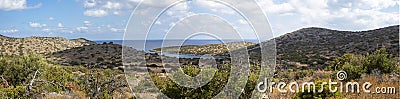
0;54;47;87
328;47;398;80
97;57;104;62
150;63;262;98
363;47;397;74
0;86;26;98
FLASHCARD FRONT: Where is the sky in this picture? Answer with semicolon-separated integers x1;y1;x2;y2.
0;0;399;40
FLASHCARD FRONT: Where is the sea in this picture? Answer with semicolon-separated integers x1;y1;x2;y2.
94;40;258;58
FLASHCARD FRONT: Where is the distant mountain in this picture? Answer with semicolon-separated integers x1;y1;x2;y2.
249;25;399;69
0;36;96;55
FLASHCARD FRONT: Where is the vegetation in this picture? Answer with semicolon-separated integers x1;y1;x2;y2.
0;25;399;98
328;47;398;80
153;42;254;55
0;54;131;98
294;80;343;99
149;63;261;98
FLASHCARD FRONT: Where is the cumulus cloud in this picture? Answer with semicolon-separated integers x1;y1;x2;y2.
29;22;46;28
195;0;235;14
102;1;122;9
84;0;96;8
83;9;108;17
0;0;41;11
256;0;399;35
165;3;194;19
80;0;138;17
257;0;294;15
73;0;398;38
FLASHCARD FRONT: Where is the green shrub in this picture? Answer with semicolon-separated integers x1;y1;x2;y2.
0;86;26;98
0;54;47;87
97;57;104;62
150;63;262;98
328;47;398;80
363;47;397;74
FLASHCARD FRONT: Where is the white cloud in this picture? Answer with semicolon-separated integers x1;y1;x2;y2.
113;11;120;15
83;21;92;26
110;28;118;32
29;22;46;28
58;23;64;28
80;0;139;17
72;0;399;38
48;17;55;21
84;0;96;8
238;19;247;24
102;1;122;9
169;22;176;27
83;9;108;17
256;0;400;36
0;0;41;11
76;26;89;32
1;29;19;33
110;28;125;32
195;0;235;14
155;20;162;25
165;3;195;19
257;0;294;15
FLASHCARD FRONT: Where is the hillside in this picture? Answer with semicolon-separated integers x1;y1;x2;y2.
153;42;255;55
249;25;399;68
49;43;145;69
0;36;95;55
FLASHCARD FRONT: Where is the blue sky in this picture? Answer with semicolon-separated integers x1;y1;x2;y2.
0;0;399;40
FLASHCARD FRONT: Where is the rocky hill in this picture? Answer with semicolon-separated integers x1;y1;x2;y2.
0;36;95;55
49;42;145;69
153;42;255;55
250;25;399;69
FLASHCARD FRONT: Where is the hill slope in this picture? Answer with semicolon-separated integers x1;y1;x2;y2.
0;36;95;55
153;42;255;55
49;43;145;69
250;25;399;68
